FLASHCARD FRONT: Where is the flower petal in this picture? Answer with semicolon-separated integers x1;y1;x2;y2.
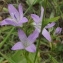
28;29;39;43
6;17;27;26
11;42;24;50
8;4;19;20
25;44;36;52
18;4;23;19
54;27;62;35
42;28;51;42
45;22;55;28
40;7;44;21
19;17;28;23
5;18;18;26
0;18;17;26
18;29;27;41
0;19;8;26
31;14;40;23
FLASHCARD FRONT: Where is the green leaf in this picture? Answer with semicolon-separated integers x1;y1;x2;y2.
44;16;60;26
19;58;27;63
11;50;24;63
50;11;55;18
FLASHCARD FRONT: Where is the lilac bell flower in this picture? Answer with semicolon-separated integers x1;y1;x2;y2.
31;7;44;33
31;6;55;32
0;4;28;26
31;7;54;42
54;27;62;35
11;29;39;52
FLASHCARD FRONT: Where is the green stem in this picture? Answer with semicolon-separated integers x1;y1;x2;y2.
34;34;41;63
24;5;32;16
49;42;52;51
34;0;47;62
44;0;47;15
16;0;19;4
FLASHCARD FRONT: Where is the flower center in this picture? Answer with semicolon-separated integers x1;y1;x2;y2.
14;14;17;20
22;39;31;48
11;13;19;22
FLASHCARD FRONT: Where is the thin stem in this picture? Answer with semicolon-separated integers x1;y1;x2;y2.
49;42;52;51
34;33;41;63
34;0;47;63
44;0;47;16
24;0;36;15
16;0;19;4
24;5;32;16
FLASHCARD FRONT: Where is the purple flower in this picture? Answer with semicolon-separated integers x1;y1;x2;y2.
31;7;53;42
54;27;62;35
31;7;44;32
11;29;39;52
0;4;28;26
42;28;51;42
31;7;52;42
31;6;55;33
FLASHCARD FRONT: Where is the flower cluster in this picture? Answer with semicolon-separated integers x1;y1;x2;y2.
0;4;62;52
